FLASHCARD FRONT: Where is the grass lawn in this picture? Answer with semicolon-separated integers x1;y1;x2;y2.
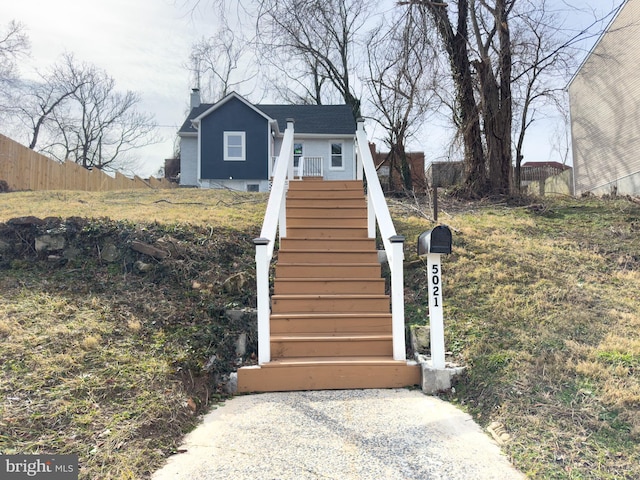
1;189;639;479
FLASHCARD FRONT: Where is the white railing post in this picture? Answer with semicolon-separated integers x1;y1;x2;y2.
355;118;407;363
254;238;271;364
279;193;287;241
367;191;376;239
255;119;295;365
356;136;363;181
390;235;406;361
427;253;446;369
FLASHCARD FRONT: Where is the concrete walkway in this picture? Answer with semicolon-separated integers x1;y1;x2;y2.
151;389;525;480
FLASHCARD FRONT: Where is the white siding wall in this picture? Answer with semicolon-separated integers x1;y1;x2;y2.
569;0;640;195
179;136;198;186
274;136;356;180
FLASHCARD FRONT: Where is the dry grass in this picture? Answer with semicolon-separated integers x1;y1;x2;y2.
1;189;640;478
395;195;640;479
0;189;268;230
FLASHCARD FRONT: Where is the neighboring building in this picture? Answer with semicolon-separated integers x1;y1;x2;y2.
369;143;427;194
178;90;357;191
163;158;180;183
568;0;640;195
521;161;573;196
426;161;464;189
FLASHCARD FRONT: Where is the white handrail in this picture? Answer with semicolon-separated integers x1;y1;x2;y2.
254;120;295;364
355;120;406;361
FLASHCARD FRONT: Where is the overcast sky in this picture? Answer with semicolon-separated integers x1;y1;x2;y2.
3;0;624;177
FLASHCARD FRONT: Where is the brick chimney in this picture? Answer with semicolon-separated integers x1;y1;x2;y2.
190;88;201;109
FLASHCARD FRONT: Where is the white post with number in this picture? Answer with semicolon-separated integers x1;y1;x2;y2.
427;253;446;369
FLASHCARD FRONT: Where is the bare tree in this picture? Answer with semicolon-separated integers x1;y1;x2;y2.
0;20;29;84
256;0;377;117
13;53;92;149
510;0;625;191
402;0;489;196
189;24;256;101
0;20;30;121
366;4;439;192
401;0;623;197
39;64;156;172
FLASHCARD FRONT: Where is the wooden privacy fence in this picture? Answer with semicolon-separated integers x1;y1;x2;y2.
0;134;176;191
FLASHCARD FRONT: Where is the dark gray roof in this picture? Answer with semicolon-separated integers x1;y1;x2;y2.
256;104;356;135
178;103;213;134
178;102;356;136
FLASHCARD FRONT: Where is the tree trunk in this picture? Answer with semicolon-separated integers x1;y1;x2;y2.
472;0;512;196
426;0;488;197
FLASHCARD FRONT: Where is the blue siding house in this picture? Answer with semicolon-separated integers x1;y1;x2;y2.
178;91;358;191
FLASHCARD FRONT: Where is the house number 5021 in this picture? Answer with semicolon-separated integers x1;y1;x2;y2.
431;264;441;307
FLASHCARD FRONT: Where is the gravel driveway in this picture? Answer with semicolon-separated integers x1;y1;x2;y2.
152;389;525;480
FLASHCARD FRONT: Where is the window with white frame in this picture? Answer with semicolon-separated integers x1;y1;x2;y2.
224;132;246;161
330;142;343;169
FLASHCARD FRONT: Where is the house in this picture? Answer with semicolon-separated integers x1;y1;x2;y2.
426;161;464;189
568;0;640;195
521;161;573;196
178;90;357;191
369;143;427;194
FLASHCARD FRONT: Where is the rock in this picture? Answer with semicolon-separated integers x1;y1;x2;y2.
411;325;430;355
235;333;247;357
0;239;11;252
134;260;153;273
224;372;238;395
8;216;44;226
131;240;170;259
222;272;249;295
101;243;120;263
63;246;82;260
35;235;66;252
225;308;257;322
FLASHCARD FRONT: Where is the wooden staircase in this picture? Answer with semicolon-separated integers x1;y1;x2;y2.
237;179;420;392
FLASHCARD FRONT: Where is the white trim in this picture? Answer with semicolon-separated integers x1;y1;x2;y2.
197;126;202;184
224;131;246;161
291;133;354;140
329;141;345;171
192;91;273;125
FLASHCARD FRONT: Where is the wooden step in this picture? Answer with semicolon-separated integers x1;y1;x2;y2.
237;357;421;392
288;180;364;191
270;313;392;334
271;333;392;358
286;226;369;238
286;197;366;208
274;278;385;295
286;206;367;218
277;250;378;264
271;294;390;313
279;237;376;251
287;189;365;199
287;216;368;228
275;263;381;278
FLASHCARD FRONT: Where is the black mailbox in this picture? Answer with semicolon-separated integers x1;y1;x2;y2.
418;225;452;256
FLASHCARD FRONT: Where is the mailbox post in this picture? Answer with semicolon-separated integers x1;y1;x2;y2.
418;226;452;370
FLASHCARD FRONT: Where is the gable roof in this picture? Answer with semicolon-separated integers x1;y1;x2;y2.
178;92;356;136
256;104;356;135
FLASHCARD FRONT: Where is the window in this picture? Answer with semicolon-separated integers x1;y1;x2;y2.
294;143;303;168
331;143;343;169
247;184;259;192
224;132;246;161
